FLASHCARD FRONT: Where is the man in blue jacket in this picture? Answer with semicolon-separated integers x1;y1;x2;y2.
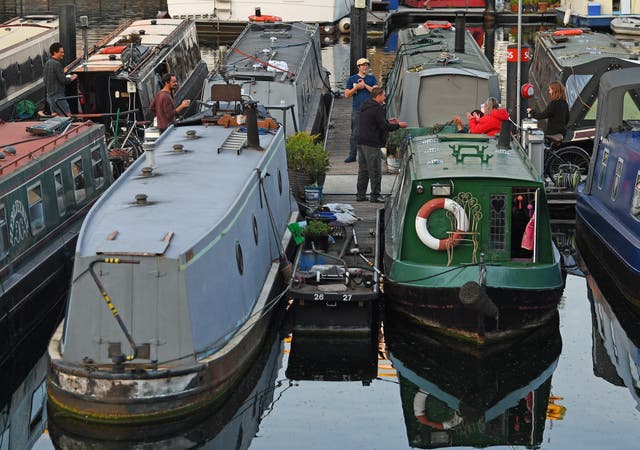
344;58;378;163
357;87;407;203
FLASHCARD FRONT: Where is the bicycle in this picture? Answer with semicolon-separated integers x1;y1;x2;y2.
542;135;591;191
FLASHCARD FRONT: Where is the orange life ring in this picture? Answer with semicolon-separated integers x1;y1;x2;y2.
552;28;583;36
248;15;282;22
423;21;452;30
413;390;463;430
415;198;469;251
99;45;128;54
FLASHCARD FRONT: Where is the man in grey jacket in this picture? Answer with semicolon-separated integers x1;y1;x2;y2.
357;87;407;203
43;42;77;115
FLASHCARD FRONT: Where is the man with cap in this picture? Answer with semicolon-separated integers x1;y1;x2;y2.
344;57;378;163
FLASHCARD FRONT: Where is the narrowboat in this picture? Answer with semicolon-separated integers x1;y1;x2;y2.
0;118;111;364
203;21;333;141
67;18;207;124
587;270;640;411
382;133;564;343
385;314;562;448
575;67;640;313
528;29;637;145
0;15;59;120
47;110;296;424
385;22;500;130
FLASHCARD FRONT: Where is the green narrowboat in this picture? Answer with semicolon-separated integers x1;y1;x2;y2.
382;133;564;344
0;118;111;363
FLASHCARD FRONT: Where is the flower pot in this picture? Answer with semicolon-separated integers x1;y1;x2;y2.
288;169;314;200
304;234;330;252
538;2;548;12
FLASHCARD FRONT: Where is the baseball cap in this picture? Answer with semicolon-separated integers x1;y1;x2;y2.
357;58;370;66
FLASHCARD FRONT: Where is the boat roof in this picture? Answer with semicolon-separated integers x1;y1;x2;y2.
69;18;191;74
0;120;101;180
396;24;496;77
536;30;634;69
219;22;320;83
77;125;282;259
408;134;539;183
0;15;59;53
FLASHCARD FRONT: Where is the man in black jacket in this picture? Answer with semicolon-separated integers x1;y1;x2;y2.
357;87;407;203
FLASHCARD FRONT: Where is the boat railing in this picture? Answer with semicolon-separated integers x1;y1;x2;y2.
0;122;94;175
446;192;483;266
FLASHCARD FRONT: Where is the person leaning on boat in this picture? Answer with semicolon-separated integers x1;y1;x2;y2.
357;87;407;203
526;81;570;142
43;42;78;115
344;58;378;163
466;97;509;136
148;73;191;133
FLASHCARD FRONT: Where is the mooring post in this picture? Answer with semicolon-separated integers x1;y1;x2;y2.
350;0;368;76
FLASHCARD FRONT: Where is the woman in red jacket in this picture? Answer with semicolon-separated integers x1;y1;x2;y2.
468;97;509;136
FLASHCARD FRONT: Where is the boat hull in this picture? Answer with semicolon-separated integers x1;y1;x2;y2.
576;216;640;313
384;281;562;343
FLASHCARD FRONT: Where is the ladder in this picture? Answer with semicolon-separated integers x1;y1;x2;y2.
217;129;246;155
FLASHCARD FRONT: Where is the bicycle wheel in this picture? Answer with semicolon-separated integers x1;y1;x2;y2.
108;135;143;168
544;146;591;184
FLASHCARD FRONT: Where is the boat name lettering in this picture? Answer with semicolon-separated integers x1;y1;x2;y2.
427;159;443;165
426;147;440;153
495;149;512;154
9;199;28;246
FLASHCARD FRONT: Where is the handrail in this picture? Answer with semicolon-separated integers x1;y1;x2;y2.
0;122;94;175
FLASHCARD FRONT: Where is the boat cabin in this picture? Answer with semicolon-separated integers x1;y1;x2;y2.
68;18;207;124
0;119;111;360
385;23;500;130
528;29;638;144
0;15;59;120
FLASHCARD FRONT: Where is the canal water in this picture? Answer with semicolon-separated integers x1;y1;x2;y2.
3;1;640;449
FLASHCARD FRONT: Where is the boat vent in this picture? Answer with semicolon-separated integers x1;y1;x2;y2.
135;194;148;205
141;166;153;177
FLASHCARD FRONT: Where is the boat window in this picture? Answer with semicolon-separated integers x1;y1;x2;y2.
631;171;640;221
623;90;640;123
27;182;45;235
611;157;624;201
252;215;259;245
0;205;8;260
54;169;66;216
489;194;507;251
598;149;609;190
28;380;46;432
236;241;244;275
565;74;592;110
92;147;105;189
71;157;86;203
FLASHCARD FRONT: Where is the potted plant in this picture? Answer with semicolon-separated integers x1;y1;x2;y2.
286;131;330;200
303;219;331;251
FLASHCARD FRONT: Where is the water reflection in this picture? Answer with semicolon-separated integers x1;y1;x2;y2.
48;327;283;449
385;314;562;448
286;332;378;383
587;271;640;412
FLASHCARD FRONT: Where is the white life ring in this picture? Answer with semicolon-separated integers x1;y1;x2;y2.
415;198;469;251
413;390;463;430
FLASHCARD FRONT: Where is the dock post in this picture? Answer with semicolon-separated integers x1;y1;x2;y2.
350;1;368;75
59;5;77;65
506;43;531;127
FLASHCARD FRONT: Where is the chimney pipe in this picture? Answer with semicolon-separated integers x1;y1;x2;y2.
245;101;263;150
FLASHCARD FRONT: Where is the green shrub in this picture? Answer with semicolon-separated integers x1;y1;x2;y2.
286;132;330;180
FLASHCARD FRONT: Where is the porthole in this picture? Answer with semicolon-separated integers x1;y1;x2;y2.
277;168;283;195
252;214;259;245
235;241;244;275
